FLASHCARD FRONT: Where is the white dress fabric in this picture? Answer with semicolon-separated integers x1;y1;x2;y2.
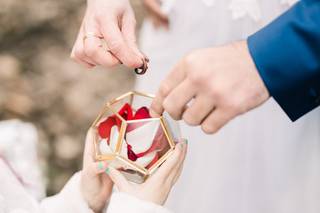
0;120;171;213
136;0;320;213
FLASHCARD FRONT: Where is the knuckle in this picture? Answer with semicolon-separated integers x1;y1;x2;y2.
223;97;244;115
73;48;85;59
201;123;218;135
108;39;123;54
163;100;180;120
183;112;199;126
189;71;205;85
159;83;171;97
208;85;223;101
183;52;196;66
84;46;97;57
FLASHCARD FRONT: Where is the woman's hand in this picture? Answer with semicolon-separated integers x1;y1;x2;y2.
81;128;113;212
107;139;188;205
143;0;169;29
71;0;144;69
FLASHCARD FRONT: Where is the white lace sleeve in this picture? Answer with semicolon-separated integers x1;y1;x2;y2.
39;172;94;213
229;0;261;22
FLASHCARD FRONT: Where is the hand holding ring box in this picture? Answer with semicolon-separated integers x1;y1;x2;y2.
91;91;181;183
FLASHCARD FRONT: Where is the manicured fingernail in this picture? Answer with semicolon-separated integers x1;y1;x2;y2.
98;162;104;170
105;167;110;175
185;139;188;145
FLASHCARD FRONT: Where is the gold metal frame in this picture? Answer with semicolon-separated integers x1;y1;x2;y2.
91;91;177;179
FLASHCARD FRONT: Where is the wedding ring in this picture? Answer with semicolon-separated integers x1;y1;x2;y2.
83;32;110;50
134;57;148;75
83;32;103;42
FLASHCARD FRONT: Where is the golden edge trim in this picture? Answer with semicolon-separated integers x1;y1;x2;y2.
115;121;127;153
116;155;148;175
108;91;134;104
160;117;176;148
96;154;117;161
91;104;112;127
148;148;175;174
131;90;155;99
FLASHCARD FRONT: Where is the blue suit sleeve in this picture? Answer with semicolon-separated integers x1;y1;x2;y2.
247;0;320;121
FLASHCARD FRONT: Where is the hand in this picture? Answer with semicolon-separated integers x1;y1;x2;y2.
150;41;270;134
71;0;144;69
143;0;169;29
81;128;113;212
107;140;188;205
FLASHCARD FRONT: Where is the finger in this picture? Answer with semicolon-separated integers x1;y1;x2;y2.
121;9;144;59
83;36;120;67
149;142;184;183
150;62;186;117
167;140;188;184
100;15;143;68
70;25;98;67
84;161;109;178
201;108;234;134
182;95;215;126
172;140;188;184
71;53;96;68
83;18;121;67
106;166;130;191
162;79;196;120
83;128;96;167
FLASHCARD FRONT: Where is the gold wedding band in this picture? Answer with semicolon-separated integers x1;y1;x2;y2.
83;32;108;49
83;32;103;42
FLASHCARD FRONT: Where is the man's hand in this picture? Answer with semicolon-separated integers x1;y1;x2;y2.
150;41;270;134
71;0;144;69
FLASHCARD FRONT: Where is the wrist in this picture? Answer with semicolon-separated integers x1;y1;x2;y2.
237;40;270;98
80;174;105;213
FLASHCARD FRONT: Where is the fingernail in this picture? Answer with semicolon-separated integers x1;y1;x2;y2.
97;162;104;171
105;167;110;175
184;139;188;145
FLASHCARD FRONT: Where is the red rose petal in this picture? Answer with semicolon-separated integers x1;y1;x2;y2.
98;116;117;139
118;103;133;120
133;107;151;120
98;103;162;166
127;144;138;161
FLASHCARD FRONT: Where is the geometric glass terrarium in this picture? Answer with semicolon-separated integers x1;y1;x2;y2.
91;91;181;183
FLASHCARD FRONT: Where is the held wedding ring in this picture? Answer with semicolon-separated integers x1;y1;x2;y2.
83;32;149;75
134;57;149;75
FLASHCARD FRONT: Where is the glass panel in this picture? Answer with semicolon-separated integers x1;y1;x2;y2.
92;104;122;157
162;112;181;143
110;156;147;184
130;92;154;114
92;91;181;183
122;119;171;170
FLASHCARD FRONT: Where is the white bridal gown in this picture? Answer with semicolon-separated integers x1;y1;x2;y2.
136;0;320;213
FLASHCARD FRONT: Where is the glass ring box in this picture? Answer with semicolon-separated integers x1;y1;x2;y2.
91;91;181;183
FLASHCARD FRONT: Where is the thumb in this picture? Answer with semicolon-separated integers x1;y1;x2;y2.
106;166;130;191
84;161;109;178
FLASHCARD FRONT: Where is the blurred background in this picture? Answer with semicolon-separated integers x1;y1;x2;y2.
0;0;145;195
